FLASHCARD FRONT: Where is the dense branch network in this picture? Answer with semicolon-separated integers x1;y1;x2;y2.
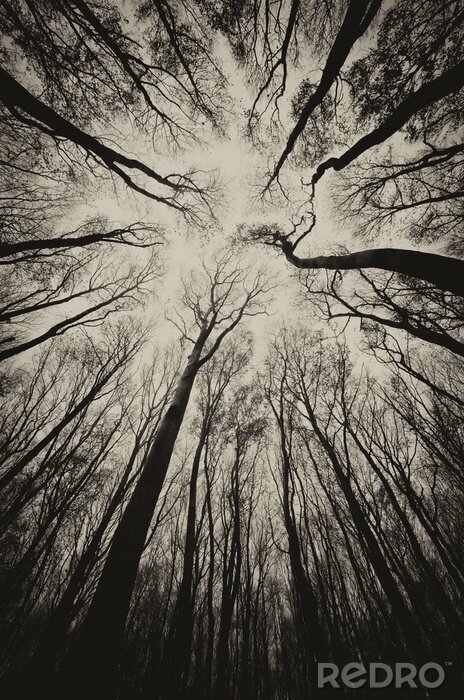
0;2;464;700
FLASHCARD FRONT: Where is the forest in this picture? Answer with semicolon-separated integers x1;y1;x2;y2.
0;0;463;698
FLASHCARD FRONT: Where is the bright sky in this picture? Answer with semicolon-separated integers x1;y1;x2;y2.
32;10;424;376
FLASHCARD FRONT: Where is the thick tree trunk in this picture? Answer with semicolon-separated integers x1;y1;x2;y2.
11;436;144;700
0;68;173;189
283;243;464;297
56;325;210;700
0;228;143;258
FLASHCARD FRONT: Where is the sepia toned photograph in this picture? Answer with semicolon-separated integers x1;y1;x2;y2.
0;1;462;698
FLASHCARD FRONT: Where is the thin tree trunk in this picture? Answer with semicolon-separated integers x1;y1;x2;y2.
0;364;120;492
161;423;208;698
269;0;381;184
301;388;428;659
312;59;464;184
214;447;242;700
203;450;216;700
0;284;138;362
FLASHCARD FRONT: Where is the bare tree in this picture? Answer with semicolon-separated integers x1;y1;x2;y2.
56;251;270;700
300;268;464;355
1;1;463;697
0;251;159;362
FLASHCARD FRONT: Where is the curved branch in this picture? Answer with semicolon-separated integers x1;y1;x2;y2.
0;226;161;259
266;0;382;187
282;242;464;297
0;67;198;210
311;60;464;186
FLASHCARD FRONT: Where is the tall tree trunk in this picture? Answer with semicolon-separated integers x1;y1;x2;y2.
9;427;148;700
278;424;329;662
276;418;334;698
161;423;208;698
203;451;216;700
214;446;242;700
301;388;428;659
56;323;211;700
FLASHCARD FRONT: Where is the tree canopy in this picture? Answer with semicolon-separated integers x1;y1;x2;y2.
0;1;463;699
